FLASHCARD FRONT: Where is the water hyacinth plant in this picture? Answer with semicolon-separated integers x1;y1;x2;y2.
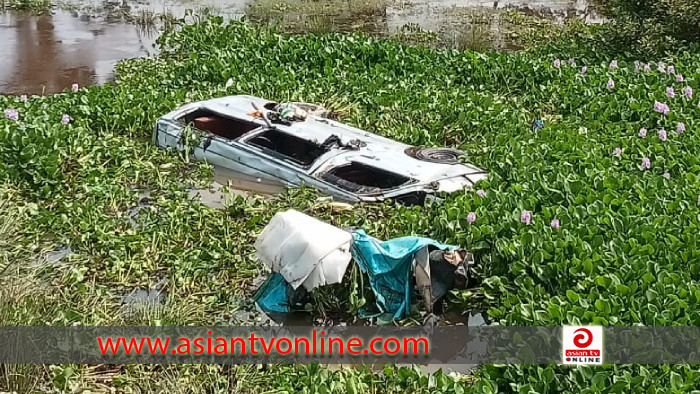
639;127;647;138
4;108;18;121
550;218;560;229
677;122;686;134
653;101;670;115
666;86;675;98
658;128;667;141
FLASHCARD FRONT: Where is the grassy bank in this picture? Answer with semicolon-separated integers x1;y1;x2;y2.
1;17;699;392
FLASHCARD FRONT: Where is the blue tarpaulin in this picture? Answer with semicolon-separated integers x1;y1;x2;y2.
350;230;455;320
253;273;290;313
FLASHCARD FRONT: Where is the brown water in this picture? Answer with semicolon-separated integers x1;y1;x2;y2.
0;0;602;96
0;10;152;94
0;0;247;95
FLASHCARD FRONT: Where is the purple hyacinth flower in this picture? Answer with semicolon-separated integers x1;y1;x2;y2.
676;74;684;82
666;87;675;98
607;79;615;89
476;189;486;197
521;210;532;225
653;101;670;115
550;218;560;229
634;61;640;72
639;127;647;138
568;58;575;65
71;83;79;92
677;122;685;134
658;128;667;141
554;59;561;68
663;171;671;179
581;66;587;75
643;63;651;73
667;65;675;74
609;60;618;68
61;114;70;125
467;212;476;224
684;86;692;99
614;147;623;157
4;108;18;121
641;157;651;170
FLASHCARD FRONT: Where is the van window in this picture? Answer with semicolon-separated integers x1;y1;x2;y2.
181;109;260;140
319;162;411;193
247;129;328;166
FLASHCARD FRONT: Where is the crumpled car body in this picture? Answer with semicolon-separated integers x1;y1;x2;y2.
253;210;475;320
153;95;487;203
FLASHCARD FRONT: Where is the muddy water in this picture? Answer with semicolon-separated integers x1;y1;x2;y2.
0;10;152;94
0;0;246;95
0;0;602;96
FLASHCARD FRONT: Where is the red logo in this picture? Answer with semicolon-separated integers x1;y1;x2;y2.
573;328;593;348
563;326;602;365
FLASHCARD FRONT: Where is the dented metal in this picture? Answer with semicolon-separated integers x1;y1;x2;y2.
154;95;487;203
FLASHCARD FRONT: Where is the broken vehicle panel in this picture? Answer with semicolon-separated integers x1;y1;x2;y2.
253;210;476;321
254;209;353;292
153;95;487;203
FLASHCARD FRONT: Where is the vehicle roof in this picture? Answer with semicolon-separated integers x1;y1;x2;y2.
169;95;486;182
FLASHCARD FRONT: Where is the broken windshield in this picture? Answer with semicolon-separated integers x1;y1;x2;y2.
246;128;329;167
319;162;412;193
180;109;261;140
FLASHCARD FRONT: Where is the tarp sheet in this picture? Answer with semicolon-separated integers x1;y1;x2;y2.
252;273;290;313
252;210;458;320
254;210;353;291
350;230;455;320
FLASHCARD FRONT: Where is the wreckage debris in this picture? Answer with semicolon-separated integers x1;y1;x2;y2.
154;95;487;204
253;210;476;322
